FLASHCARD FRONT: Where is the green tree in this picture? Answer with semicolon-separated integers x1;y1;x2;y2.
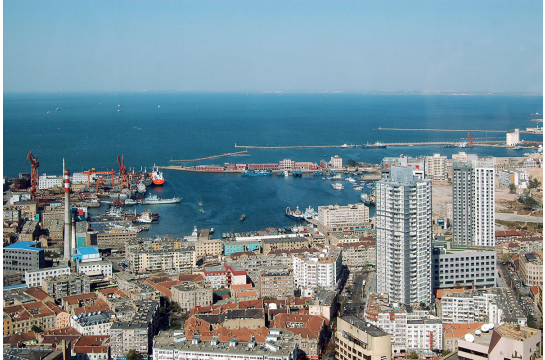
528;178;541;189
169;301;181;313
441;349;452;357
31;325;43;333
520;195;539;210
509;183;517;193
502;253;512;263
126;350;143;360
406;352;419;359
347;159;357;167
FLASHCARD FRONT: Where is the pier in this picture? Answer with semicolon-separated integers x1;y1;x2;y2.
376;127;537;134
234;141;507;148
169;150;249;162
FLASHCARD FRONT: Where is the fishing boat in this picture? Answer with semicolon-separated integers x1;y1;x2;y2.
285;206;305;221
331;183;344;190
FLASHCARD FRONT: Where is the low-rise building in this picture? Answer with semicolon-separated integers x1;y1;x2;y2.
270;313;328;359
203;263;247;289
126;243;195;273
4;270;24;287
195;239;224;260
19;221;40;242
42;274;91;300
71;310;115;336
261;237;309;254
73;246;113;279
3;241;45;273
432;241;496;289
170;283;213;310
336;316;392;360
223;240;262;256
96;228;138;250
334;240;376;267
3;300;64;335
259;271;294;298
72;335;110;360
25;266;70;288
457;323;541;359
519;252;543;287
308;289;337;321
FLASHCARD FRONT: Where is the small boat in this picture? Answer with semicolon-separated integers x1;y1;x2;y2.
347;177;356;183
118;109;121;112
46;111;51;114
210;228;214;234
56;108;61;111
124;198;138;206
199;208;205;213
513;146;523;150
198;201;204;206
158;105;161;108
141;193;182;204
353;186;364;191
303;206;317;220
135;212;153;223
331;183;344;190
240;214;246;221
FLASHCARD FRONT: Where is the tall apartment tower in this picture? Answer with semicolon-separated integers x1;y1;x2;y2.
452;157;495;247
376;166;432;305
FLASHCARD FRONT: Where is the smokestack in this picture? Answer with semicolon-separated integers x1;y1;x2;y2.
71;214;76;254
63;163;71;261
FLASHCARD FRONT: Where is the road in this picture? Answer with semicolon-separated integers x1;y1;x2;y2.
495;213;543;223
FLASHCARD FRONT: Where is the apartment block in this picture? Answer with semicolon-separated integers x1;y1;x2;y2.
259;271;295;298
42;274;91;300
25;266;70;288
126;244;195;273
425;153;448;181
336;316;392;360
293;248;342;290
452;156;495;247
519;252;543;287
334;240;376;267
195;239;224;260
170;283;213;310
376;166;433;305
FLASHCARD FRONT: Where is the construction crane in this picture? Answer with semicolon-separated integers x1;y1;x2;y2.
82;168;115;187
117;155;129;189
25;151;39;194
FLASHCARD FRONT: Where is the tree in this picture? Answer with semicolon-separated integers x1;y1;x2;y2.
31;325;43;333
406;352;419;359
126;350;143;360
520;195;539;210
502;253;512;263
509;183;517;193
169;301;181;313
441;349;452;357
347;159;357;167
528;178;541;190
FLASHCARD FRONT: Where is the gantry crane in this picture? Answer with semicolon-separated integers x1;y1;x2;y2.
25;151;39;194
82;168;115;187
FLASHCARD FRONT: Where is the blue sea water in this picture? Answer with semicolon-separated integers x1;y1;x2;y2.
3;93;542;237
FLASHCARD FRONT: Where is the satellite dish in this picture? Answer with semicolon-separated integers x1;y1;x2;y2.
464;334;475;342
488;323;494;329
475;330;482;336
481;324;489;333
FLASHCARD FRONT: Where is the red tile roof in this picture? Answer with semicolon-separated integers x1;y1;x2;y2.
25;287;52;301
443;323;486;338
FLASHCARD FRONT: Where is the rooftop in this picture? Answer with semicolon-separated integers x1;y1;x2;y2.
341;315;390;337
4;241;43;252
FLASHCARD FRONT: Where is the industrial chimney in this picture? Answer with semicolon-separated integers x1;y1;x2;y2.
63;160;71;261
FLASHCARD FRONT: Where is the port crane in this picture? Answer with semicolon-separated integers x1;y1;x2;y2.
117;155;130;189
25;151;39;195
82;168;115;187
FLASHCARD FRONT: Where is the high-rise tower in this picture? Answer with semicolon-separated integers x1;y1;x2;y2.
452;157;495;247
63;160;72;261
376;166;432;305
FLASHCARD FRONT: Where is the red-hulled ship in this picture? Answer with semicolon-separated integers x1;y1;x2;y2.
150;165;165;185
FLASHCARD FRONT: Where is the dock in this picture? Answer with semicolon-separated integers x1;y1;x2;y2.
234;141;508;148
169;150;249;162
376;127;537;134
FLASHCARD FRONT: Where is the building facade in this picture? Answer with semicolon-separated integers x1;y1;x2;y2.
376;166;432;305
293;248;342;290
452;157;495;247
25;266;70;288
259;271;295;298
424;153;448;181
3;241;45;273
336;316;392;360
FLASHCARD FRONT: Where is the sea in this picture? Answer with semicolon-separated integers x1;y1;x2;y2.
3;92;543;238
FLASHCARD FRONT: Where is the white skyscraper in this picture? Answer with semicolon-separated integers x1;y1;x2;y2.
452;157;495;247
376;166;432;305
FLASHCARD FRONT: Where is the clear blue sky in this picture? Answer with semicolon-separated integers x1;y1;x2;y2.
3;0;543;92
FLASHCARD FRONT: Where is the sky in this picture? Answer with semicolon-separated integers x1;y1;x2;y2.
3;0;543;93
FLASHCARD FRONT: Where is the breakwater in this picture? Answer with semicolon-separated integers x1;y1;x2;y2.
169;150;249;162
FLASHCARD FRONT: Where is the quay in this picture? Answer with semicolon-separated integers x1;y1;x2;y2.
233;141;509;148
169;150;249;162
376;127;537;134
235;144;339;149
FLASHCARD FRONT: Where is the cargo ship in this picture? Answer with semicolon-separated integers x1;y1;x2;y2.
150;165;165;185
140;194;182;205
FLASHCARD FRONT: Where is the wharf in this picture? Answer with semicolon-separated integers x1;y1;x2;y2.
169;150;248;162
377;127;538;134
233;141;507;148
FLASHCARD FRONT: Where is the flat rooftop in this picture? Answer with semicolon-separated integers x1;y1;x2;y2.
341;315;389;337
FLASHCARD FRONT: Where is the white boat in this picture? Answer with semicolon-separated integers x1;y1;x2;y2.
353;186;364;191
347;177;356;183
137;179;146;194
284;170;289;176
124;198;137;206
135;211;153;223
303;206;318;219
141;194;182;205
331;183;344;190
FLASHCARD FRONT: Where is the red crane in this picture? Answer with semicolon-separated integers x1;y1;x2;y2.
117;155;129;189
25;151;39;194
82;168;115;186
468;130;473;146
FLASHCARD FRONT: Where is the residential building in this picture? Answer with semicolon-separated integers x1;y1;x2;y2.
432;241;496;289
261;237;309;254
425;153;448;181
19;221;40;242
12;200;38;219
126;244;195;273
223;240;261;256
308;289;337;321
95;228;138;250
437;288;526;326
70;310;114;336
363;293;439;353
42;274;91;300
195;239;224;260
270;313;328;359
452;157;495;247
4;271;23;287
108;299;160;360
336;316;392;360
152;329;299;360
293;248;342;291
519;252;543;287
203;263;247;289
3;300;64;335
457;323;541;360
3;241;45;273
72;335;110;360
25;266;70;288
73;246;113;279
317;204;370;227
259;271;295;298
376;166;433;305
170;283;213;310
334;240;376;267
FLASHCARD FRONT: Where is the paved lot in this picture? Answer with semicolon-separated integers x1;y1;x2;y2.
496;212;543;223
